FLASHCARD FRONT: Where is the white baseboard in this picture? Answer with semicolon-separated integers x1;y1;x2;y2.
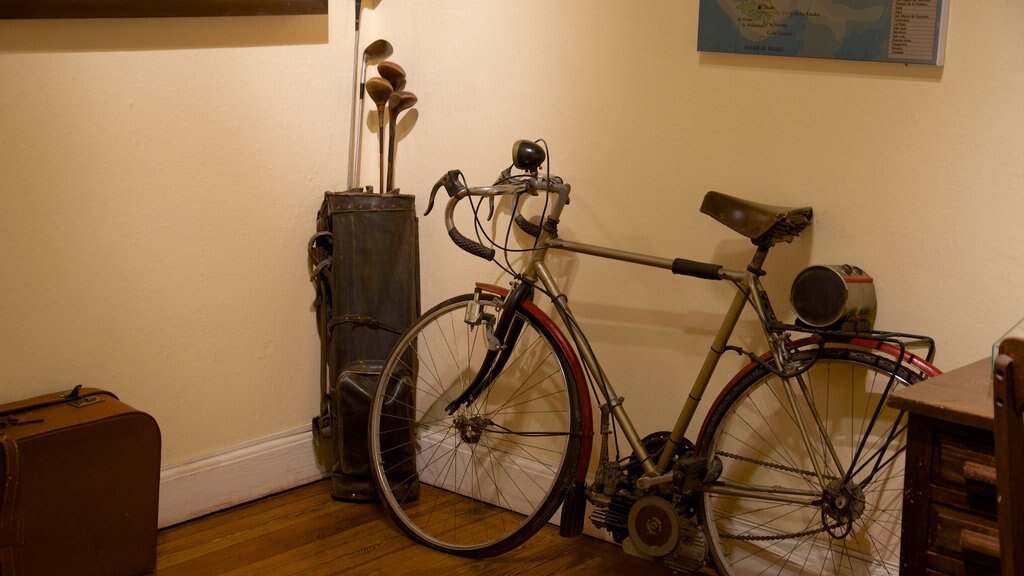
158;425;328;528
157;424;614;545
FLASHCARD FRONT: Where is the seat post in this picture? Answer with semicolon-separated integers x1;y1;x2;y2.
748;244;771;274
745;245;782;328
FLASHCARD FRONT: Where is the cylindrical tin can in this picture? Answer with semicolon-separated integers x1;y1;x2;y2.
790;264;876;330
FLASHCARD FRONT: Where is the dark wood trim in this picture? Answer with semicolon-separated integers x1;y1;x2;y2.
994;338;1024;576
899;413;933;574
0;0;328;19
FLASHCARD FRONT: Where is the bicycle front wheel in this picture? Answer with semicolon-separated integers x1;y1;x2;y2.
368;292;582;557
699;345;928;576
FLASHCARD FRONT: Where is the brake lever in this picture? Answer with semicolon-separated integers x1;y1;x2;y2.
425;169;465;216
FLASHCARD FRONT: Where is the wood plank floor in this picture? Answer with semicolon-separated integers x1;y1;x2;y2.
155;479;701;575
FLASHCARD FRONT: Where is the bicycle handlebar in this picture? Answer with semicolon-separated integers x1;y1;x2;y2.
514;213;542;238
427;169;569;260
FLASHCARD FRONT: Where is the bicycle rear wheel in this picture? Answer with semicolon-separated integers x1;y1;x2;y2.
368;292;582;557
699;345;928;576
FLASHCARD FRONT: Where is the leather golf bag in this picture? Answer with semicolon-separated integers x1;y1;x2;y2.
310;191;420;501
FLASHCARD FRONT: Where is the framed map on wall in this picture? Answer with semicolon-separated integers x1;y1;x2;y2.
697;0;950;65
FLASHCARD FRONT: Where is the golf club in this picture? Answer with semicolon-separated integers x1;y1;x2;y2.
345;0;363;190
348;39;393;190
377;61;407;93
386;91;417;193
365;76;394;195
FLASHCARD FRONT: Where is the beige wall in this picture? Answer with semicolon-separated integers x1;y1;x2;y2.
2;1;1022;467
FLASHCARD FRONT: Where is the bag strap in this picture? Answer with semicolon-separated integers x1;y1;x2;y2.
1;433;21;574
308;231;334;412
327;314;404;335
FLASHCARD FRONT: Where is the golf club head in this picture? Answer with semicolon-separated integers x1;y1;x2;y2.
390;91;418;116
362;39;394;68
513;140;545;171
377;61;407;92
366;76;394;110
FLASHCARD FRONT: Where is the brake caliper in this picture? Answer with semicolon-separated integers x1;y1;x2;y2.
465;288;502;351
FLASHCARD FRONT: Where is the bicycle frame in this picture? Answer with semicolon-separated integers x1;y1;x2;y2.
513;187;780;482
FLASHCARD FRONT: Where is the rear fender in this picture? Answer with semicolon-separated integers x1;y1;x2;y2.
695;336;942;449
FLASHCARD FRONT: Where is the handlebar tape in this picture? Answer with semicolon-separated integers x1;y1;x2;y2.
449;228;496;261
514;215;542;238
672;258;722;280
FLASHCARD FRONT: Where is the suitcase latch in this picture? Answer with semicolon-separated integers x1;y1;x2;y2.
68;396;103;408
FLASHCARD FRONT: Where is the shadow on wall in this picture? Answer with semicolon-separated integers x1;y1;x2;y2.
0;14;328;52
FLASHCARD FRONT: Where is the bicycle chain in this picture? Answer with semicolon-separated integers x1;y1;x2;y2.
715;450;821;479
721;524;834;542
712;450;843;542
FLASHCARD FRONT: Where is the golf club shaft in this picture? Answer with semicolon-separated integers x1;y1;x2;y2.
353;62;369;189
345;0;362;189
378;110;387;195
386;116;398;192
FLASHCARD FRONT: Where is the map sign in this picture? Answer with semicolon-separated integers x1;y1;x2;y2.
697;0;950;65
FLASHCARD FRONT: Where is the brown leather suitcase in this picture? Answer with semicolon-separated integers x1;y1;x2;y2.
0;386;161;576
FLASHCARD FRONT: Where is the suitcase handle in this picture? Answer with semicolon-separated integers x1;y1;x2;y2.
0;387;116;419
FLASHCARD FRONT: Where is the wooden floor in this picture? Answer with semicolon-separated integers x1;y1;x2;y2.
155;479;694;576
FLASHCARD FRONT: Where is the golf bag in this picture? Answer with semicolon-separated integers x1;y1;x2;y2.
310;190;420;501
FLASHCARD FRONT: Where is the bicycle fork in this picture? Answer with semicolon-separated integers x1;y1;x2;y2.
443;281;533;415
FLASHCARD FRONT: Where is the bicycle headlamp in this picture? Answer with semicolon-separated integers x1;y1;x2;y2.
512;139;545;172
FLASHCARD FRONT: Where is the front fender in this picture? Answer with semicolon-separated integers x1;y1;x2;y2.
475;282;593;537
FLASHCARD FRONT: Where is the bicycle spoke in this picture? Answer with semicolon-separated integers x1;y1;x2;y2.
368;294;580;556
701;348;924;576
793;371;846;477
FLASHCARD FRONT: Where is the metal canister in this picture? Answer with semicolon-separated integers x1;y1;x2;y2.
790;264;876;331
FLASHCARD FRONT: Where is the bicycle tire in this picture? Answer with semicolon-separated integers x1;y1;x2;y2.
698;344;929;576
368;292;582;557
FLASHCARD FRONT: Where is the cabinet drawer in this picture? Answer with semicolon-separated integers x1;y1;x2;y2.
933;431;997;515
928;503;1000;573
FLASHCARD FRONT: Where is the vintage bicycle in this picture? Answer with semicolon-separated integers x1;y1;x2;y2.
367;140;941;575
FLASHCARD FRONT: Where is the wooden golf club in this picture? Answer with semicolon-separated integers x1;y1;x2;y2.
365;77;393;195
386;91;417;193
348;39;393;190
377;61;406;93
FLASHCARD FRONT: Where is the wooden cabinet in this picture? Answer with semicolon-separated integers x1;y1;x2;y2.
889;359;1006;575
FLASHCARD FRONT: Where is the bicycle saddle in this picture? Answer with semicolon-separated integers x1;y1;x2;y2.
700;191;813;246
